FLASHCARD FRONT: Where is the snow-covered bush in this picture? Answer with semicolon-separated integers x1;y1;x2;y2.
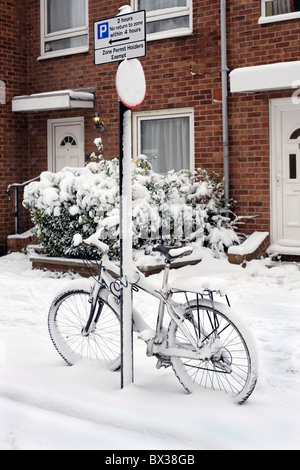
23;156;239;260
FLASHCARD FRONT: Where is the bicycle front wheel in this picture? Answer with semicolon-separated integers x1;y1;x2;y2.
48;286;120;368
167;299;258;404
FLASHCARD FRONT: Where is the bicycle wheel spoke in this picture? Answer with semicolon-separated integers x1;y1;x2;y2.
48;289;121;366
167;299;257;403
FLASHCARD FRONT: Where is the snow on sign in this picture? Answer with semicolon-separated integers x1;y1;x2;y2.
94;10;146;66
116;59;146;108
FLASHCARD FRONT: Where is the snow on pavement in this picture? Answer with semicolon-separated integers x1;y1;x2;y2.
0;251;299;450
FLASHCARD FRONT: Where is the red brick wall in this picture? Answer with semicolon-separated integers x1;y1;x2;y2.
0;0;29;254
25;1;226;175
26;0;125;168
226;1;300;233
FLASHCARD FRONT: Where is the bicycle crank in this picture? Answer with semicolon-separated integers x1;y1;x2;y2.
155;354;171;369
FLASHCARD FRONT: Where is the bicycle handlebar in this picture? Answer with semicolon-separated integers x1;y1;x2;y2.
83;233;110;254
72;231;109;254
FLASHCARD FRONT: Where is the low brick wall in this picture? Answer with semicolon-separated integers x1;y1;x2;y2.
228;232;270;265
7;232;37;252
30;256;99;277
29;253;203;278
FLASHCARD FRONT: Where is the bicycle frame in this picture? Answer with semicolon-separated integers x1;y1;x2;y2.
80;234;212;362
50;233;257;404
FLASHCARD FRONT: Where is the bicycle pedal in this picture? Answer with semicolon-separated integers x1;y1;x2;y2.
156;358;171;369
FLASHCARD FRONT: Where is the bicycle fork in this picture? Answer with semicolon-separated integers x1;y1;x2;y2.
82;282;104;336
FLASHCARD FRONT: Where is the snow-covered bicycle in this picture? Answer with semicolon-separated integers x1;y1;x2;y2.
48;232;258;404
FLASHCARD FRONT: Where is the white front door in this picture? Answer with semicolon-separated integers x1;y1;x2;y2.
270;99;300;247
47;117;85;172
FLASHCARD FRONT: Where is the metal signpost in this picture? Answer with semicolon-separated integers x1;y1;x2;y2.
118;98;133;388
94;8;146;389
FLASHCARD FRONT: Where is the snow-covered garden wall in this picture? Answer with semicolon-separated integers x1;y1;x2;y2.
23;156;240;260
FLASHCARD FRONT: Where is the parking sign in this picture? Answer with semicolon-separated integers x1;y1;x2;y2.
97;22;109;40
94;10;146;65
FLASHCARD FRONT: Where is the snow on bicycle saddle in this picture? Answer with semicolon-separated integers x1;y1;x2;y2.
171;276;228;296
152;244;193;262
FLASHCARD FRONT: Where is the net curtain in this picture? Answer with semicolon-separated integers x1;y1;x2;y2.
47;0;86;34
141;117;190;173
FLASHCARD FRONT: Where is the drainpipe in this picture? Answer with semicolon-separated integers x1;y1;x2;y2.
221;0;229;206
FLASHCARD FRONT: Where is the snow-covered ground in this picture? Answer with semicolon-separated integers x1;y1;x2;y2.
0;250;299;450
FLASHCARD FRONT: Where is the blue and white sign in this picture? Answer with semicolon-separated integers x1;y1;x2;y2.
97;22;109;40
94;10;146;66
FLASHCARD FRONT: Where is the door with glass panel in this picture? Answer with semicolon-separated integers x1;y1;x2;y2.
270;100;300;246
282;119;300;244
47;117;85;172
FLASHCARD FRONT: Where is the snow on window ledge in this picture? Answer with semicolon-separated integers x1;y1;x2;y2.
258;12;300;24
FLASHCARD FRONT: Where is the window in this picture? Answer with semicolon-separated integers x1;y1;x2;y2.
259;0;300;23
60;136;77;147
290;128;300;140
289;154;297;179
40;0;88;59
132;0;193;41
133;108;194;173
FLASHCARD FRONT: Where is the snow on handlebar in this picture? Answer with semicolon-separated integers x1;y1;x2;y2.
84;233;109;254
72;231;109;254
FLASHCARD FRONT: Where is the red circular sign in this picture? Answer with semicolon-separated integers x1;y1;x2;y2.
116;59;146;109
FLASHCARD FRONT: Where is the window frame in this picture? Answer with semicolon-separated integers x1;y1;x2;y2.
259;0;300;24
39;0;89;60
131;0;193;41
132;107;195;173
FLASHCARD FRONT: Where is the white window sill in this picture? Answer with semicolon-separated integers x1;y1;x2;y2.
258;12;300;24
146;28;193;42
38;46;89;61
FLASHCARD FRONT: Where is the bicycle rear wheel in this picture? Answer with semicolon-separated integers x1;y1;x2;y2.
167;298;258;404
48;286;120;368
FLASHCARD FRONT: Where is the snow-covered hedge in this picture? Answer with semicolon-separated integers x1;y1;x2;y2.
23;156;239;260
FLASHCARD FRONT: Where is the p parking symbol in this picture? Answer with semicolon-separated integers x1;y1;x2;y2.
98;22;109;40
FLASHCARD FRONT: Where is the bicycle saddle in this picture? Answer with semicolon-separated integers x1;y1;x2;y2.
152;244;193;262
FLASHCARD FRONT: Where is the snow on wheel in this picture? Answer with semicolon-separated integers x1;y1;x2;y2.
167;299;258;404
48;286;121;369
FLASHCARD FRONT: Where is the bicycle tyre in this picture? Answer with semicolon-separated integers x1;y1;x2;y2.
167;299;258;404
48;286;120;368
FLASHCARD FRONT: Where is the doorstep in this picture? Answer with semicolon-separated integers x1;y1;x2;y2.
267;243;300;262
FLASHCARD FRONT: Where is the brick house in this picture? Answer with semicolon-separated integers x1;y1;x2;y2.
1;0;300;256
